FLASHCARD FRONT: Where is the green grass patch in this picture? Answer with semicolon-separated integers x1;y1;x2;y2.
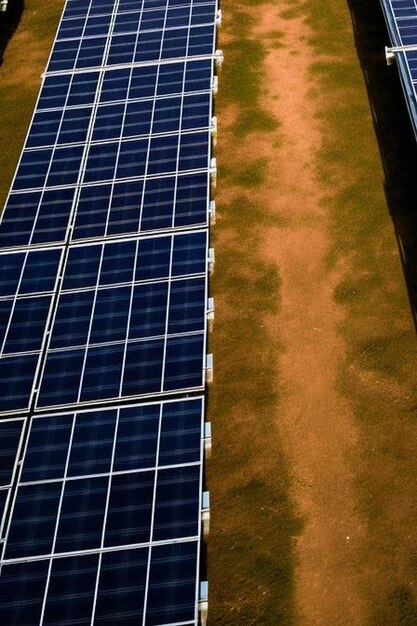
220;6;280;138
234;158;268;187
233;108;280;138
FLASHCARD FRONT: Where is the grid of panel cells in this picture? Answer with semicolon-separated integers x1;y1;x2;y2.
0;0;217;621
0;398;205;625
0;419;25;535
0;58;215;250
36;231;208;411
0;231;208;415
49;1;218;73
0;248;64;413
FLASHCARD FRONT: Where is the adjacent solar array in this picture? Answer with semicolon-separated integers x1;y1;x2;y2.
380;0;417;138
0;0;220;622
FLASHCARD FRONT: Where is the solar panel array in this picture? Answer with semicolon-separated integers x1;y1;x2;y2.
0;0;220;622
380;0;417;138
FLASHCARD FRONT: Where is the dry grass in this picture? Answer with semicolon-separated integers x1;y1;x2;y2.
0;0;64;208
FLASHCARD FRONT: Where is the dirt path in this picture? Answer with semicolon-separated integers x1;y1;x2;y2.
211;0;417;621
255;10;370;625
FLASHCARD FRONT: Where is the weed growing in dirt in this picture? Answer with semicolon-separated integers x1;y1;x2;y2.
221;10;278;139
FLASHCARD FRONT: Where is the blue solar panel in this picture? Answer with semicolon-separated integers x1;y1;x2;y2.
0;0;216;621
34;232;207;410
10;129;210;193
1;58;214;251
61;0;215;23
46;8;218;74
37;72;100;110
0;398;204;625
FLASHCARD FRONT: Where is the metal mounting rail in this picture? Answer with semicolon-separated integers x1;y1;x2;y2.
385;44;417;64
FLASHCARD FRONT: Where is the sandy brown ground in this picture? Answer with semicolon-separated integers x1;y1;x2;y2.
212;0;417;623
258;18;360;626
255;11;368;625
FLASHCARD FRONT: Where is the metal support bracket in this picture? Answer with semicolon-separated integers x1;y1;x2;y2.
199;581;209;626
208;248;215;274
201;491;210;539
210;158;217;189
205;353;213;384
215;49;224;70
207;297;214;332
204;422;212;460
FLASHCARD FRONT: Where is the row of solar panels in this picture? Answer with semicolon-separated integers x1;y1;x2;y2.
0;0;221;622
380;0;417;139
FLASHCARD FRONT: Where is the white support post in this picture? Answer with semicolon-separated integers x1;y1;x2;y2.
205;353;213;384
385;46;396;65
216;9;222;26
215;49;224;70
207;297;214;333
210;158;217;189
384;43;417;65
211;116;218;148
0;0;8;12
209;200;216;225
208;248;215;274
212;75;219;95
201;491;210;539
204;422;212;460
199;582;209;626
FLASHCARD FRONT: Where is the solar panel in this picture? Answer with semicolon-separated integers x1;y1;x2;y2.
0;0;217;620
0;58;214;250
35;232;208;410
71;172;210;240
46;1;218;75
0;397;205;625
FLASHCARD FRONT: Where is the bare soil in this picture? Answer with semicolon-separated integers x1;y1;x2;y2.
211;0;417;623
251;10;369;625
